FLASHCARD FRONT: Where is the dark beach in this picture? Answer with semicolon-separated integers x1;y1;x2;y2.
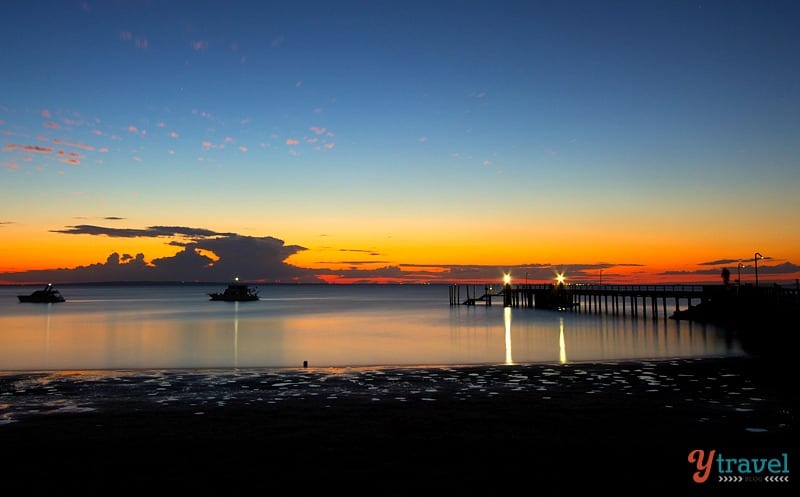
0;356;794;495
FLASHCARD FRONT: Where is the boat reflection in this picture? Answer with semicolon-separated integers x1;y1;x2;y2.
233;301;239;368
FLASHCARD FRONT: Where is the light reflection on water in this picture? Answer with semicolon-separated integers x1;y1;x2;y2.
0;284;744;371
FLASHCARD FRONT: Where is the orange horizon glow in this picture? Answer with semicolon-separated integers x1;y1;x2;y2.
2;220;799;287
2;242;800;286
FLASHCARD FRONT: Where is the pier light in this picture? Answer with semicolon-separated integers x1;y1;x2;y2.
555;272;566;285
503;273;511;286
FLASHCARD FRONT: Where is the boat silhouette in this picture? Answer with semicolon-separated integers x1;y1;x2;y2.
18;284;66;303
209;279;259;302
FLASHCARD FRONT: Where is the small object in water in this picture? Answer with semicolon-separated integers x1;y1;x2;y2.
17;283;66;303
208;278;259;301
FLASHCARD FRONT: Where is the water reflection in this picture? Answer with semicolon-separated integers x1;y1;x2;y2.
504;306;512;364
488;307;742;366
233;301;239;368
45;303;52;369
0;285;744;371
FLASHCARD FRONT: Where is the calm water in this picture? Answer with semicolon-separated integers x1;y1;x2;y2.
0;284;744;371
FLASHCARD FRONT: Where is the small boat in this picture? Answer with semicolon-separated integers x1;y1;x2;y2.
18;283;66;303
209;279;259;301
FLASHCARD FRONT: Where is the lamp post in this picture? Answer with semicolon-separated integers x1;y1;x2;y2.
737;262;744;288
754;252;764;287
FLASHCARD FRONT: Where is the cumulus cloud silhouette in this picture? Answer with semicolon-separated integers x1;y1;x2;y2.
1;225;319;284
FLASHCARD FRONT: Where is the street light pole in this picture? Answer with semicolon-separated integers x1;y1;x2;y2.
754;252;764;287
737;262;744;288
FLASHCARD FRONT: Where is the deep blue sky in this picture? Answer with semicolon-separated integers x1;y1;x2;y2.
2;0;799;284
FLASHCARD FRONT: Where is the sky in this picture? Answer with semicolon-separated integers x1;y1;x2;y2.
1;0;799;285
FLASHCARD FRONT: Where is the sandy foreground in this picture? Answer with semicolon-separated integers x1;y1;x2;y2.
0;356;794;495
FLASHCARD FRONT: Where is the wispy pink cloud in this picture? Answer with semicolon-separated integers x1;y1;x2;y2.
285;139;299;145
239;146;248;153
324;143;335;149
3;144;53;154
169;131;178;138
59;158;81;166
56;150;81;159
3;161;21;170
192;109;214;120
41;109;51;118
192;40;208;51
44;121;60;129
310;126;327;135
53;138;95;151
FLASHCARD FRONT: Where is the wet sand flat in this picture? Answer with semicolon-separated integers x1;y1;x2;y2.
0;356;794;495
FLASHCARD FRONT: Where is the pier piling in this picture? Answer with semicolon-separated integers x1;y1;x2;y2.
446;283;793;321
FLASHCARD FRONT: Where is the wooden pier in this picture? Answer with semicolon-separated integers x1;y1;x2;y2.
449;282;800;321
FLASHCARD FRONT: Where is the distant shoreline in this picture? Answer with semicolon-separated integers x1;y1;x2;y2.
4;280;800;286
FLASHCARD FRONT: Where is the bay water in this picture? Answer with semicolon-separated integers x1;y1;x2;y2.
0;283;744;371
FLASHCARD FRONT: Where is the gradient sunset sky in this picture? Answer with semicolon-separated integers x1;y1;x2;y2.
2;0;799;285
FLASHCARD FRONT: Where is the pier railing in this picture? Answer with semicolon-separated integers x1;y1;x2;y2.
448;282;799;321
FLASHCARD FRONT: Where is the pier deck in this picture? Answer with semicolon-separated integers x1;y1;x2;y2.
449;283;800;321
